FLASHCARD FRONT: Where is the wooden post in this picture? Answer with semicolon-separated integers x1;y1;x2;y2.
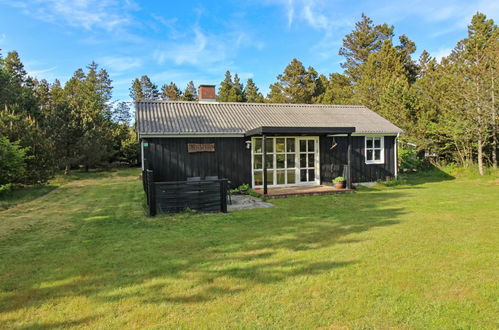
220;179;228;213
146;170;156;216
347;133;352;189
262;134;268;195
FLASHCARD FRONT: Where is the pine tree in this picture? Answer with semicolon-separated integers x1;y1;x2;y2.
218;71;234;102
460;13;498;174
339;13;394;82
4;51;27;85
318;73;353;105
130;78;144;101
232;74;245;102
181;81;197;101
112;102;132;125
161;82;182;100
354;40;410;124
417;50;436;77
129;75;159;101
267;58;318;104
243;78;264;103
396;35;418;83
47;79;79;173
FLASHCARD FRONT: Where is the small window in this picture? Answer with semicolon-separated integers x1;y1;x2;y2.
365;136;384;164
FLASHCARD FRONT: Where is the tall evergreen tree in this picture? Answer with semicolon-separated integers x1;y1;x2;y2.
460;13;498;174
267;58;318;104
161;82;182;100
232;74;245;102
218;71;234;102
339;13;394;82
243;78;264;103
318;73;353;105
4;51;27;86
64;62;114;171
46;79;79;173
354;40;410;126
181;81;197;101
129;75;159;101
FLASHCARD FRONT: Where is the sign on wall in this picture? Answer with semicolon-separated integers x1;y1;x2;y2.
188;143;216;153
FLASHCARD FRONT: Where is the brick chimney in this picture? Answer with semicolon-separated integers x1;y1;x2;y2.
198;85;216;102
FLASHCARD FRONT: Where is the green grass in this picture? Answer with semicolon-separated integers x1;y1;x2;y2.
0;168;498;329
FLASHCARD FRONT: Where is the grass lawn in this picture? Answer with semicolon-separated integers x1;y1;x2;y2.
0;168;498;329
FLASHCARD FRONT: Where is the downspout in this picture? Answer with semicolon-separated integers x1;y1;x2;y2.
394;133;399;179
262;134;268;195
141;139;145;171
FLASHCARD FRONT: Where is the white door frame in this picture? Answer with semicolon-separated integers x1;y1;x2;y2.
251;136;320;188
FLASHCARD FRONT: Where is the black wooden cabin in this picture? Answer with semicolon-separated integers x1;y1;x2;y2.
137;85;402;196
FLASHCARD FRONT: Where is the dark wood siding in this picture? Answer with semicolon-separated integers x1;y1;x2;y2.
320;136;396;183
143;137;251;188
144;135;396;188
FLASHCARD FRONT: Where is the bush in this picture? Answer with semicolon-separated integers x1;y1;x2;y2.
0;136;27;188
399;148;423;172
332;176;345;183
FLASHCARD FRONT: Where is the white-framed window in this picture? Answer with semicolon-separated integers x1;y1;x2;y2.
365;136;384;164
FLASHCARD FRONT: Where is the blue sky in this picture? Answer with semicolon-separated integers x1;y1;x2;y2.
0;0;497;101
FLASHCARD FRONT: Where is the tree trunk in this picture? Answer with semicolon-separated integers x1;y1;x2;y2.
491;75;497;168
478;136;484;176
64;164;70;175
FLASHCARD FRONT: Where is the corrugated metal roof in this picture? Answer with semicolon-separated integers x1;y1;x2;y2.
136;101;403;136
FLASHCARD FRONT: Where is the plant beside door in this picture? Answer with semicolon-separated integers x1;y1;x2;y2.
332;176;346;189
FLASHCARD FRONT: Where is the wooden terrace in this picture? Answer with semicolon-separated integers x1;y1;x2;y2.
254;185;353;198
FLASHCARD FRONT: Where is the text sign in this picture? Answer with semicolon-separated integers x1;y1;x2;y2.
188;143;215;153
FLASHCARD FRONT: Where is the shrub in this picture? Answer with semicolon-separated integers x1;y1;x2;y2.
332;176;345;183
399;148;423;172
0;136;27;188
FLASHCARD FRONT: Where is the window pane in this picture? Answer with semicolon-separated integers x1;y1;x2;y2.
366;138;373;149
286;154;295;168
265;138;273;153
254;171;262;185
265;154;274;168
286;138;295;152
254;138;262;153
266;170;274;185
308;169;315;181
374;138;381;149
276;138;285;152
374;150;381;160
253;155;262;169
276;170;285;184
307;140;314;152
287;170;296;184
300;169;307;182
367;150;373;161
300;153;306;168
276;154;285;168
300;140;306;152
307;154;314;167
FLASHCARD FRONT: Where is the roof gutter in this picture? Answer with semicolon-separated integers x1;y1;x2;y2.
139;133;245;139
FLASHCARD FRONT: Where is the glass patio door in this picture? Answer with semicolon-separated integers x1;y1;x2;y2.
298;137;318;184
252;136;319;187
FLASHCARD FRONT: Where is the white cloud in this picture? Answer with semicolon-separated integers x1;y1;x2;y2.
432;47;454;61
2;0;138;32
0;33;6;45
287;0;295;28
303;4;331;30
25;66;60;82
99;56;142;74
152;25;263;73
